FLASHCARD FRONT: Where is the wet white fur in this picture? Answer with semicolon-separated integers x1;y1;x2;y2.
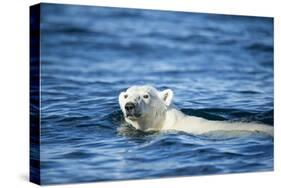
119;85;273;136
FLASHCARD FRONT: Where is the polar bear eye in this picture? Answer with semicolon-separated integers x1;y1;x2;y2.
143;94;149;99
124;94;128;99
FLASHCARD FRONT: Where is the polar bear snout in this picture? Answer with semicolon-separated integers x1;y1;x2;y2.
125;102;135;112
124;102;141;119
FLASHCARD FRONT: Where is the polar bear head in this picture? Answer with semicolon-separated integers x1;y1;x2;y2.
118;85;173;131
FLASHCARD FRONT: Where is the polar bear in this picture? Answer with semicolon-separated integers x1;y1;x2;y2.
118;85;273;136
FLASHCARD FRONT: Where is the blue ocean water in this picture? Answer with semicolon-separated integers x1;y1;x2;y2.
39;4;273;185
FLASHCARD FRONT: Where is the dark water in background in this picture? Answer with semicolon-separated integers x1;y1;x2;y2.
39;4;273;185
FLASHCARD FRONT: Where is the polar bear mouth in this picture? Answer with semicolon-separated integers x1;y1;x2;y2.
125;112;142;120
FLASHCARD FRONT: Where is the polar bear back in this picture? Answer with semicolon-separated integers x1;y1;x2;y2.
161;107;273;136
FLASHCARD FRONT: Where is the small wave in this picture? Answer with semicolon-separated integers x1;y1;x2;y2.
56;115;92;123
42;23;117;38
117;124;158;138
58;150;92;159
245;42;273;52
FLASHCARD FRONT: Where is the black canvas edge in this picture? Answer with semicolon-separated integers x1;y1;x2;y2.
30;3;41;185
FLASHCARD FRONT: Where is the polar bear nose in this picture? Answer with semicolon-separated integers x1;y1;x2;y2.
125;102;135;111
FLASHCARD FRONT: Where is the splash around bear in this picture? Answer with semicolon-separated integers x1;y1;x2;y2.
118;85;273;136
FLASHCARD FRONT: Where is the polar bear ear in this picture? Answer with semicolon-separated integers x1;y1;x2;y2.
159;89;173;106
